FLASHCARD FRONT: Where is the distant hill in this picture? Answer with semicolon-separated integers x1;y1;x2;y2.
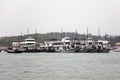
0;32;120;47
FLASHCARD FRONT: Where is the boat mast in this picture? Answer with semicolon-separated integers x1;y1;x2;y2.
35;29;37;41
75;29;78;40
61;28;63;39
83;31;86;40
105;33;107;40
27;28;29;34
86;27;88;39
104;33;107;48
98;28;100;39
20;30;22;42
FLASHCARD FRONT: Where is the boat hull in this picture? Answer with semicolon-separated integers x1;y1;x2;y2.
6;50;22;53
74;48;110;53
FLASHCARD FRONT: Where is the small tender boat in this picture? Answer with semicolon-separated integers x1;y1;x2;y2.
6;47;22;53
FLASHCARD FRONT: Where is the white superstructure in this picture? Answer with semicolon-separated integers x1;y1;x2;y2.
43;37;72;52
20;37;37;51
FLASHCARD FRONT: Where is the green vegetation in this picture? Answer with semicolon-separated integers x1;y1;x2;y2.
0;32;120;47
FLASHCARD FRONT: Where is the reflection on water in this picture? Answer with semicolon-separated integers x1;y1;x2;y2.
0;52;120;80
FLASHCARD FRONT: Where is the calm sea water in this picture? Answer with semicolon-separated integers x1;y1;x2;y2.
0;52;120;80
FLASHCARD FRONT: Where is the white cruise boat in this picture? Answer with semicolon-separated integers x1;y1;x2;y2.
20;37;39;52
8;36;41;53
7;37;39;53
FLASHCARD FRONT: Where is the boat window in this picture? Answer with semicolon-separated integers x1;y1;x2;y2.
66;39;70;40
99;42;103;44
27;43;35;45
57;47;59;49
53;43;57;45
89;42;92;45
65;42;70;44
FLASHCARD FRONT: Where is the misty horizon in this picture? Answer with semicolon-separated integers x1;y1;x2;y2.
0;0;120;37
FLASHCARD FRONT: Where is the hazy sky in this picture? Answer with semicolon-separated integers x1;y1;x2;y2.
0;0;120;37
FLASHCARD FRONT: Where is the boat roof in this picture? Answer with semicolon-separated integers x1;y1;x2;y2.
21;41;36;44
24;36;35;41
45;41;62;44
97;40;109;44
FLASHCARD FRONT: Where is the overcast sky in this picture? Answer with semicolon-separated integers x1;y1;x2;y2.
0;0;120;37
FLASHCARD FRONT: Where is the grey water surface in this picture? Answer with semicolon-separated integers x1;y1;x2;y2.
0;52;120;80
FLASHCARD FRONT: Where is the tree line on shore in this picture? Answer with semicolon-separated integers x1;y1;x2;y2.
0;32;119;47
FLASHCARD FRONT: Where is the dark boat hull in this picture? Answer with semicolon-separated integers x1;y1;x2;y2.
74;48;110;53
6;50;22;53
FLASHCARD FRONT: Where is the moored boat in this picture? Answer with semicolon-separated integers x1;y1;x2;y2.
113;42;120;52
19;37;41;52
6;47;22;53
